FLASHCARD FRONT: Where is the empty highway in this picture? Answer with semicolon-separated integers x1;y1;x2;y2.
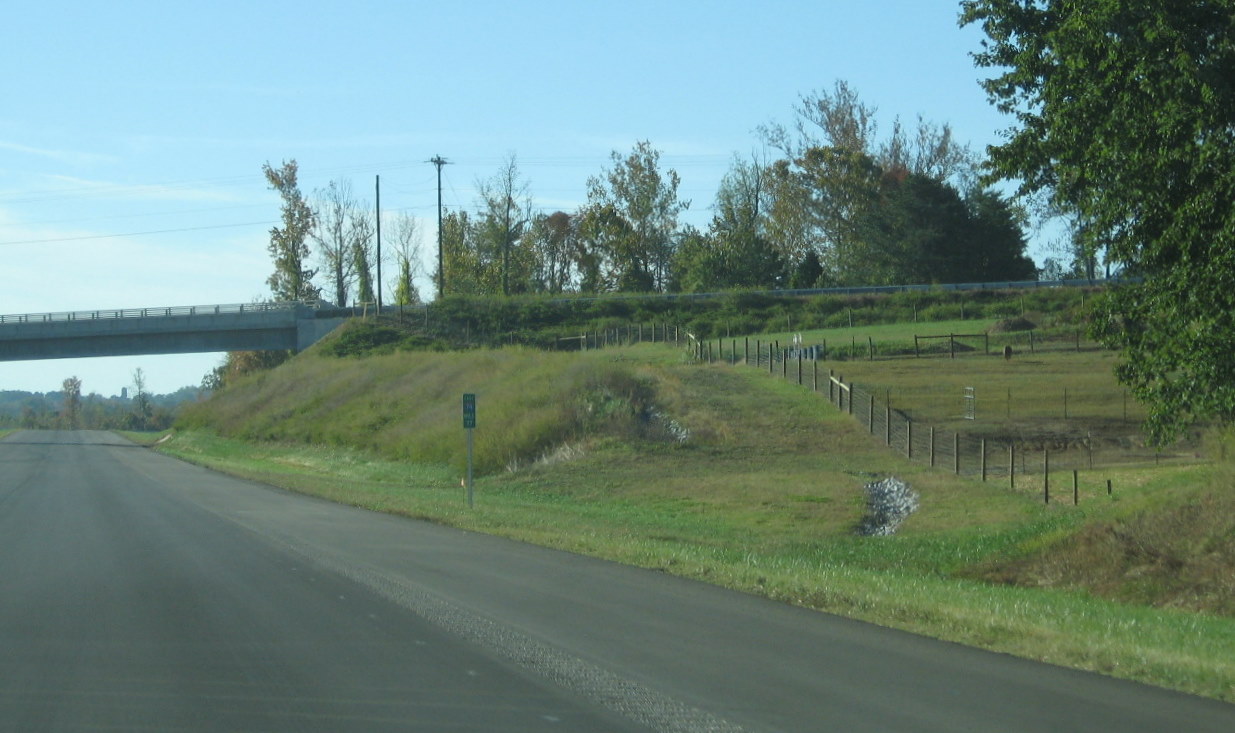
1;430;1232;731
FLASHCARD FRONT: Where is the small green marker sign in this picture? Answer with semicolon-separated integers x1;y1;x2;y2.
462;393;476;429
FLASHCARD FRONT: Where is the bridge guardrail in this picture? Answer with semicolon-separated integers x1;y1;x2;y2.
0;301;309;326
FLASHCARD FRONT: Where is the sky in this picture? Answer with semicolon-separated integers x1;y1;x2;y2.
0;0;1028;397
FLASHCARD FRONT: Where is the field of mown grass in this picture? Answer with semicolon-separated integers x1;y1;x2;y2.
162;327;1235;702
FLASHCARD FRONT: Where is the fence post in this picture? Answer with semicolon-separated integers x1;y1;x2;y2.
954;433;960;475
981;439;987;481
914;335;920;358
812;360;818;392
1073;470;1079;505
929;427;936;467
783;350;788;379
1044;449;1050;504
868;336;874;361
1009;444;1015;489
797;353;803;385
745;337;750;366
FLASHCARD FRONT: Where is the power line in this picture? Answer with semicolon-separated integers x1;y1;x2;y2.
0;220;274;247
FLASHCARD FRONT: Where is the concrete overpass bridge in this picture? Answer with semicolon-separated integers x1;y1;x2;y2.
0;302;350;362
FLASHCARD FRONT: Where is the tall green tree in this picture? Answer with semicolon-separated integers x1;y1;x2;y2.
475;155;533;295
962;0;1235;441
263;160;319;301
585;141;689;292
352;236;375;305
61;376;82;429
440;210;492;295
525;211;577;294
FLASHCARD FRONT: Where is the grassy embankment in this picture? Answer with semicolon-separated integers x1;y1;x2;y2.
163;318;1235;702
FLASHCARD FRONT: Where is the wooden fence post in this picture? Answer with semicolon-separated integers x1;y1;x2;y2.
981;439;987;482
1073;470;1079;505
929;427;936;467
1009;444;1015;489
1044;449;1050;504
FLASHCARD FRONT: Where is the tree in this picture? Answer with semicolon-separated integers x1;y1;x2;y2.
585;141;689;292
439;210;491;294
475;155;533;295
131;368;151;430
263;160;319;301
311;179;372;307
525;211;577;294
762;81;980;287
704;154;784;289
61;376;82;429
352;233;375;305
387;213;423;306
962;1;1235;441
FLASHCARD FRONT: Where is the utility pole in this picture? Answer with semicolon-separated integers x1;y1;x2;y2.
375;174;381;314
428;155;450;299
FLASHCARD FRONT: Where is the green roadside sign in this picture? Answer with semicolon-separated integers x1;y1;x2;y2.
463;393;476;429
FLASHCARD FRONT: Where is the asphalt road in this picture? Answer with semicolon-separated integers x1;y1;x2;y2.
2;430;1232;732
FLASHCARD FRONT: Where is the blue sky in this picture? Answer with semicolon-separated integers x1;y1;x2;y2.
0;1;1025;396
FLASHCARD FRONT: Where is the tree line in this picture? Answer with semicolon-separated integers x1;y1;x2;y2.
261;82;1039;310
0;369;190;431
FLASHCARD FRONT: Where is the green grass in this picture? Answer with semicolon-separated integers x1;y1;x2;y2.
160;340;1235;702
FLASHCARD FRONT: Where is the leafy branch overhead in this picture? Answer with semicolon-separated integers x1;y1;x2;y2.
961;0;1235;441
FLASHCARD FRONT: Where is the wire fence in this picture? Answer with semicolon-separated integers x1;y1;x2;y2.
687;332;1190;503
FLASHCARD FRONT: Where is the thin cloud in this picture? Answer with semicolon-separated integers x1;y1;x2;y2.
28;174;244;204
0;140;117;166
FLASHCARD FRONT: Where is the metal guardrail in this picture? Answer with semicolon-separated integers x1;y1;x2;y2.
0;301;307;325
0;278;1133;326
